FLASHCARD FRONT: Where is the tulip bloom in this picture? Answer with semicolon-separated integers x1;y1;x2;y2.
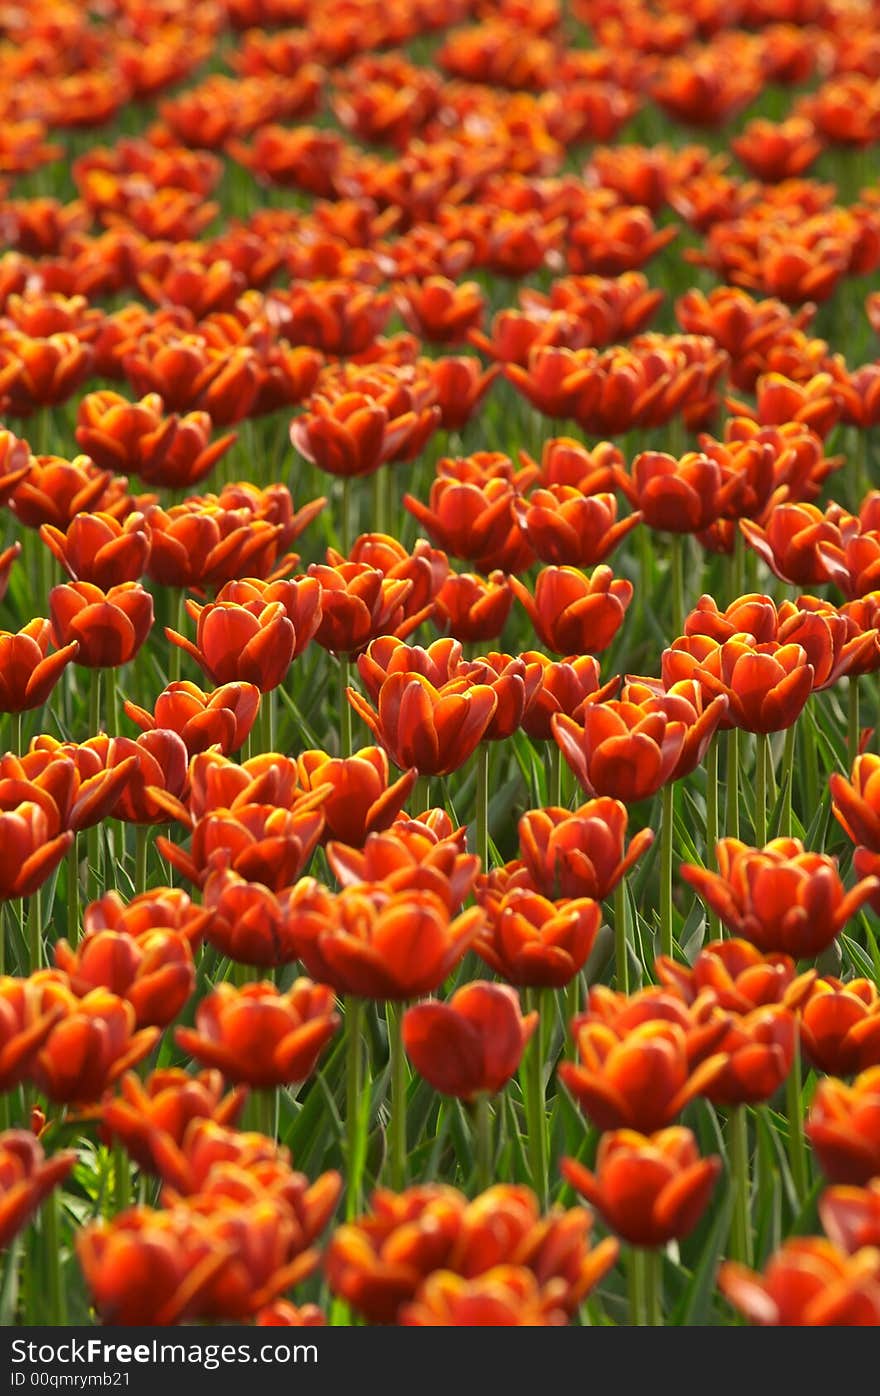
166;599;295;692
799;978;880;1076
293;886;482;1000
326;1182;617;1325
201;867;303;967
159;797;326;890
348;672;498;776
402;983;537;1100
552;698;704;804
433;572;512;644
510;565;632;656
77;1208;231;1325
562;1128;720;1247
662;636;814;734
296;746;416;848
34;985;159;1104
50;580;153;669
821;1181;880;1253
327;813;478;911
656;939;813;1017
559;1020;725;1133
0;1131;76;1250
401;1267;570;1327
475;888;601;989
404;471;533;575
0;620;77;712
0;802;72;900
175;980;339;1088
625;451;724;533
518;799;654;901
512;488;641;567
40;511;150;588
700;1005;797;1107
681;838;878;957
520;653;617;741
309;562;413;657
830;754;880;852
0;976;65;1090
54;927;195;1029
101;1067;247;1177
807;1069;880;1184
719;1239;880;1326
124;681;260;757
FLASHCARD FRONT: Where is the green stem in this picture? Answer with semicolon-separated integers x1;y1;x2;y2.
848;678;860;770
169;592;185;684
387;1001;407;1191
345;997;365;1220
134;826;148;898
524;989;549;1209
705;738;720;938
729;526;746;602
670;533;685;637
550;743;563;808
413;773;431;813
372;465;387;536
44;1189;65;1326
725;727;740;842
28;886;42;973
114;1139;131;1213
475;742;489;871
614;877;629;995
10;709;22;756
643;1248;662;1327
104;665;117;737
260;685;275;754
786;1036;809;1202
340;477;352;556
474;1092;492;1193
66;836;79;946
339;657;353;758
728;1106;753;1266
627;1248;645;1327
660;780;675;959
781;722;796;838
754;732;769;847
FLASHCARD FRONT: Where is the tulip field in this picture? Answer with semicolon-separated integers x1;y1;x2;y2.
3;0;880;1332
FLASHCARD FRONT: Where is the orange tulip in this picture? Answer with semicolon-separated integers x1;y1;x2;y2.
54;927;195;1029
327;810;478;910
401;1267;570;1327
521;652;618;741
657;938;813;1016
518;799;654;901
0;801;72;900
475;888;601;989
296;746;416;848
719;1238;880;1326
510;565;632;656
821;1180;880;1254
562;1128;720;1246
0;1131;76;1250
681;837;878;957
40;511;150;588
166;599;295;692
293;886;482;1000
124;680;260;757
159;797;326;890
662;636;814;733
513;487;641;567
49;580;153;669
402;982;538;1099
33;983;159;1104
807;1069;880;1184
348;672;498;776
101;1068;247;1177
559;1020;725;1132
799;978;880;1076
175;980;339;1088
433;571;512;644
0;619;77;713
